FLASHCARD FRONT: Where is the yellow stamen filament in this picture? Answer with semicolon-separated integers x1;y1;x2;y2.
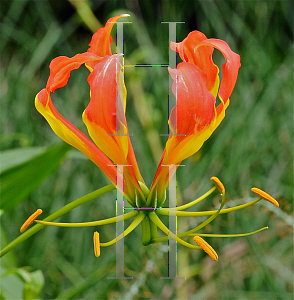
193;236;218;261
211;176;225;193
251;187;279;207
93;231;100;257
20;209;43;233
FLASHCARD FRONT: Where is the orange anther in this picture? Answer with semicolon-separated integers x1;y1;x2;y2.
20;209;43;233
193;236;218;261
211;176;225;193
93;231;100;257
251;188;279;207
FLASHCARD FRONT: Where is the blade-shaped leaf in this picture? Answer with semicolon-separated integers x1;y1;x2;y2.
0;143;71;210
1;147;46;173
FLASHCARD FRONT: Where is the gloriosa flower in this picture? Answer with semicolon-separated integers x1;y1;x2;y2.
25;14;279;260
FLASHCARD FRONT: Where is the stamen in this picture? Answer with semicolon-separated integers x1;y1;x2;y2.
150;227;268;244
193;236;218;261
251;188;279;207
179;191;226;238
188;226;268;237
211;176;225;193
176;187;216;211
157;187;216;214
34;210;138;227
20;209;43;233
101;212;145;247
149;212;201;250
93;231;100;257
156;198;261;217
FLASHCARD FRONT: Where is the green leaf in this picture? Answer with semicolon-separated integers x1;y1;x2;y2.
18;269;44;300
0;143;71;210
0;267;44;300
23;271;44;300
0;266;24;300
1;147;46;173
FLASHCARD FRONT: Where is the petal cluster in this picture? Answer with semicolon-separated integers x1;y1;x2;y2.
35;15;144;205
150;31;241;206
35;15;240;208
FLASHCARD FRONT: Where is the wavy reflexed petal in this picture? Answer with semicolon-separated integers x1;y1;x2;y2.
35;14;146;206
195;39;241;133
86;14;129;69
171;32;241;105
195;38;241;105
47;53;102;92
160;62;217;177
83;55;128;164
171;31;218;92
35;89;116;184
151;34;241;206
150;63;217;206
82;55;145;202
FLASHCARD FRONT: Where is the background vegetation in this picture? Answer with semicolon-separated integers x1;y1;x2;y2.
1;0;293;299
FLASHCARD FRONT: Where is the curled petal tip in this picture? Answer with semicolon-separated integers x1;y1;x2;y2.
251;188;279;207
193;236;218;261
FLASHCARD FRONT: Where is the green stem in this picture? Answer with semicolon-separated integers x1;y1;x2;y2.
150;216;158;239
156;198;261;217
149;212;201;250
188;227;268;237
101;212;145;247
34;210;138;227
141;214;151;246
0;184;115;257
150;236;171;244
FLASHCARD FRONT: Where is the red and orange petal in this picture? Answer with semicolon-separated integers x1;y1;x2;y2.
82;54;144;192
35;14;146;204
85;55;126;136
172;32;241;109
87;14;129;69
150;62;219;204
168;129;214;164
168;62;216;137
126;137;144;184
47;53;103;93
195;38;241;104
35;89;117;185
83;55;129;164
150;124;215;206
171;30;218;92
161;62;217;167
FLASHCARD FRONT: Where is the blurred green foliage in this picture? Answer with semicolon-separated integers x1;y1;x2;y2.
1;0;293;299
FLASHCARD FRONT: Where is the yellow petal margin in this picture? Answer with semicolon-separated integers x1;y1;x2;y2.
35;89;116;184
